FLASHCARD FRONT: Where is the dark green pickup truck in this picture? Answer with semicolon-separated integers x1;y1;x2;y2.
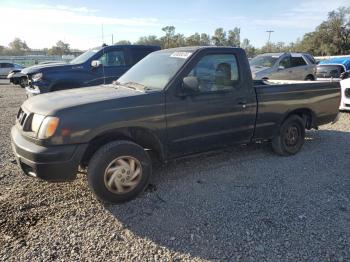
11;46;340;203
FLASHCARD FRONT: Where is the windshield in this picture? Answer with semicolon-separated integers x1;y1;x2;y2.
70;48;101;64
117;51;191;90
250;55;279;68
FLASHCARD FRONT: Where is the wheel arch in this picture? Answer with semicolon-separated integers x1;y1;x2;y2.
305;74;315;80
280;108;316;131
81;126;165;167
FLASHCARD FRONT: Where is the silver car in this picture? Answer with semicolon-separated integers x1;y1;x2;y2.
0;62;24;78
250;52;316;80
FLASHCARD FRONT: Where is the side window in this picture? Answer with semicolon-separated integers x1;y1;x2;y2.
188;54;239;92
2;63;13;68
98;50;125;67
290;56;307;67
304;54;316;64
279;56;291;69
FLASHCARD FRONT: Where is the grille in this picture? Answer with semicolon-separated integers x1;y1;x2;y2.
17;107;28;127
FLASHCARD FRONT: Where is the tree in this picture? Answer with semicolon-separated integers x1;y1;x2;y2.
115;40;131;45
241;38;256;57
162;26;176;48
136;35;162;46
227;28;240;47
294;6;350;55
8;38;29;55
186;33;201;46
48;40;70;56
212;28;227;46
200;33;211;46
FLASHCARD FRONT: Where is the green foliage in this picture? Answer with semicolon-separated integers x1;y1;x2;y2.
48;41;70;56
115;40;131;45
0;38;31;55
290;7;350;55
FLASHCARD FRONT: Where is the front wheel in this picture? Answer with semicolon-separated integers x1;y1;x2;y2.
272;115;305;156
19;77;28;88
87;140;152;203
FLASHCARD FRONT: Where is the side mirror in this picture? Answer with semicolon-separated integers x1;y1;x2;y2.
278;65;285;71
182;76;199;93
91;60;102;68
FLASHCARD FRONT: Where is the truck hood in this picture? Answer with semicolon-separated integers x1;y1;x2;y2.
21;62;70;74
22;84;144;115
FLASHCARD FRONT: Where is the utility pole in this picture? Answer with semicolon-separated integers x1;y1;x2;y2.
266;30;274;52
266;30;274;44
112;34;114;45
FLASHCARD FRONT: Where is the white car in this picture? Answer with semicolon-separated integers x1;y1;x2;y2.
340;78;350;111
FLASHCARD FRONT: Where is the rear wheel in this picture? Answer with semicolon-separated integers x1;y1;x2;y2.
87;140;152;203
305;75;315;81
272;115;305;156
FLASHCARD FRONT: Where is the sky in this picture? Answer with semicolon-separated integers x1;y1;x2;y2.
0;0;348;50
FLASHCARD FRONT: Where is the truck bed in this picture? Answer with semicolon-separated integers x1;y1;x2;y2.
253;80;341;139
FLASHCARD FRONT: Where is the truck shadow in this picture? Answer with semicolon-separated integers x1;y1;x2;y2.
105;129;350;260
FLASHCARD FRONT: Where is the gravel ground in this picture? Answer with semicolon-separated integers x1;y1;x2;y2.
0;83;349;261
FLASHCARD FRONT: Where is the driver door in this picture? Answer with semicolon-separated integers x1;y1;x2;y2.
270;54;294;80
165;52;256;158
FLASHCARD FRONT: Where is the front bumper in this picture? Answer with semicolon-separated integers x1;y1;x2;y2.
11;126;88;182
25;86;41;98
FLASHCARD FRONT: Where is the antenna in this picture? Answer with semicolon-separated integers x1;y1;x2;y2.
101;24;104;44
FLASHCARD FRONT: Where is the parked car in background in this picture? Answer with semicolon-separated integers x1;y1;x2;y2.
316;57;350;80
11;46;340;203
7;69;28;88
24;44;160;97
250;52;316;80
0;62;24;78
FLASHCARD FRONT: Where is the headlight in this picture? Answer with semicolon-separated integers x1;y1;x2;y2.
32;72;43;82
38;116;60;139
31;113;45;133
345;88;350;98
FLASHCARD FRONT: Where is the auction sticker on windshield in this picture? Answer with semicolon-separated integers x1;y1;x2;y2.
170;52;192;59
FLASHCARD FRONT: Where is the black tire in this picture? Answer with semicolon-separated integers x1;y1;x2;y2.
87;140;152;203
19;77;27;88
305;75;315;81
272;115;305;156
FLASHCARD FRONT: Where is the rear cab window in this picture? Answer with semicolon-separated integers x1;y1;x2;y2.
130;48;153;65
98;50;126;67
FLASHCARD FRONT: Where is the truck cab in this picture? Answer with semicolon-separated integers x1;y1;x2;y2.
24;44;160;97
